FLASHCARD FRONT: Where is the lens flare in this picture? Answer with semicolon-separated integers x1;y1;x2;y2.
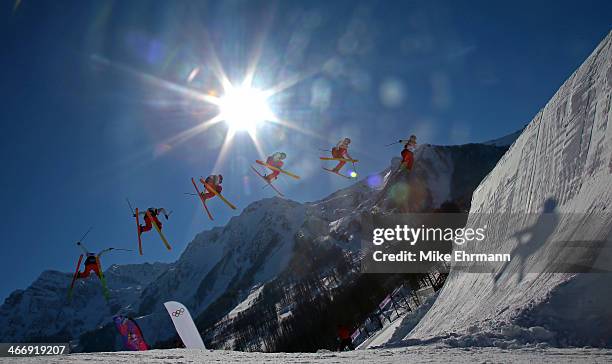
218;86;274;132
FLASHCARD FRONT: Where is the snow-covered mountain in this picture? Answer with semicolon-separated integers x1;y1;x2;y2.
0;138;508;350
403;30;612;348
0;262;167;343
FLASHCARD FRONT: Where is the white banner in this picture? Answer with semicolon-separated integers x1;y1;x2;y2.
163;301;206;349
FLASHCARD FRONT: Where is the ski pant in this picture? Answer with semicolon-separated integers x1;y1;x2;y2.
141;215;162;233
203;184;222;199
265;158;283;181
332;148;347;172
401;149;414;171
265;170;280;181
332;161;346;172
77;263;101;279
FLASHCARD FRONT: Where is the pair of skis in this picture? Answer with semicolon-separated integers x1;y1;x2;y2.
255;160;300;179
67;228;129;301
134;208;172;255
127;199;171;255
319;157;359;163
191;177;236;220
322;167;354;179
251;166;285;197
67;255;109;301
319;157;358;179
251;160;301;197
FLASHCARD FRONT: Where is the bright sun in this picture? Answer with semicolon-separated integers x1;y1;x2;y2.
218;86;274;132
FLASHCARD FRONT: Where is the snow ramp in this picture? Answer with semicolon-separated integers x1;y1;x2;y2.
408;31;612;347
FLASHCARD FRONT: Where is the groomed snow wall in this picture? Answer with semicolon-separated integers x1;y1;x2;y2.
409;31;612;347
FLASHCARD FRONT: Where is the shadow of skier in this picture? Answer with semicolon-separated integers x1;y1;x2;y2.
494;198;559;284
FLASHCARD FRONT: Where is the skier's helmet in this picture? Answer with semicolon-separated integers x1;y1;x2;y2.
218;174;223;183
279;152;287;160
344;138;351;144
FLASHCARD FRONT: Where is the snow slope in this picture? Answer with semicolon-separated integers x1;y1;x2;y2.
407;30;612;348
226;285;264;319
361;293;438;349
4;346;612;364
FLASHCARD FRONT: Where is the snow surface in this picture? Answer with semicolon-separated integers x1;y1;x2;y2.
361;294;438;349
406;30;612;348
226;285;264;319
3;347;611;364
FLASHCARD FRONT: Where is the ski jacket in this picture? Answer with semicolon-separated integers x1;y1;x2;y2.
332;147;348;159
138;208;167;219
266;156;284;168
84;254;97;265
401;147;414;170
206;175;221;186
336;139;350;150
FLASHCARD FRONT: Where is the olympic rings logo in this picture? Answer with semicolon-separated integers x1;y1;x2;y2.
171;308;185;317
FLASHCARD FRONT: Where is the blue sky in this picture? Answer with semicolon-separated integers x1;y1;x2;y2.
1;0;610;300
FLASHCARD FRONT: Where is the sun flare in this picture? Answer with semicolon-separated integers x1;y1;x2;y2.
217;86;275;132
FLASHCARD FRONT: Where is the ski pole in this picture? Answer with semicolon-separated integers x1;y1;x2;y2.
184;192;198;196
111;248;134;252
77;226;93;243
385;140;401;147
126;198;135;214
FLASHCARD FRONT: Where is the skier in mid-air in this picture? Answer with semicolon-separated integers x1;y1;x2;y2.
331;137;353;173
202;174;223;199
400;134;417;171
263;152;286;182
136;207;170;234
75;242;113;279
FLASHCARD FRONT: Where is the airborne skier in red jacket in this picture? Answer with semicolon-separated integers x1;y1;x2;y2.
264;152;286;182
400;135;417;171
75;242;112;279
202;175;223;199
331;138;353;173
136;207;169;234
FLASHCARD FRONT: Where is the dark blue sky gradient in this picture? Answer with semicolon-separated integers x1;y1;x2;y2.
1;0;610;300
